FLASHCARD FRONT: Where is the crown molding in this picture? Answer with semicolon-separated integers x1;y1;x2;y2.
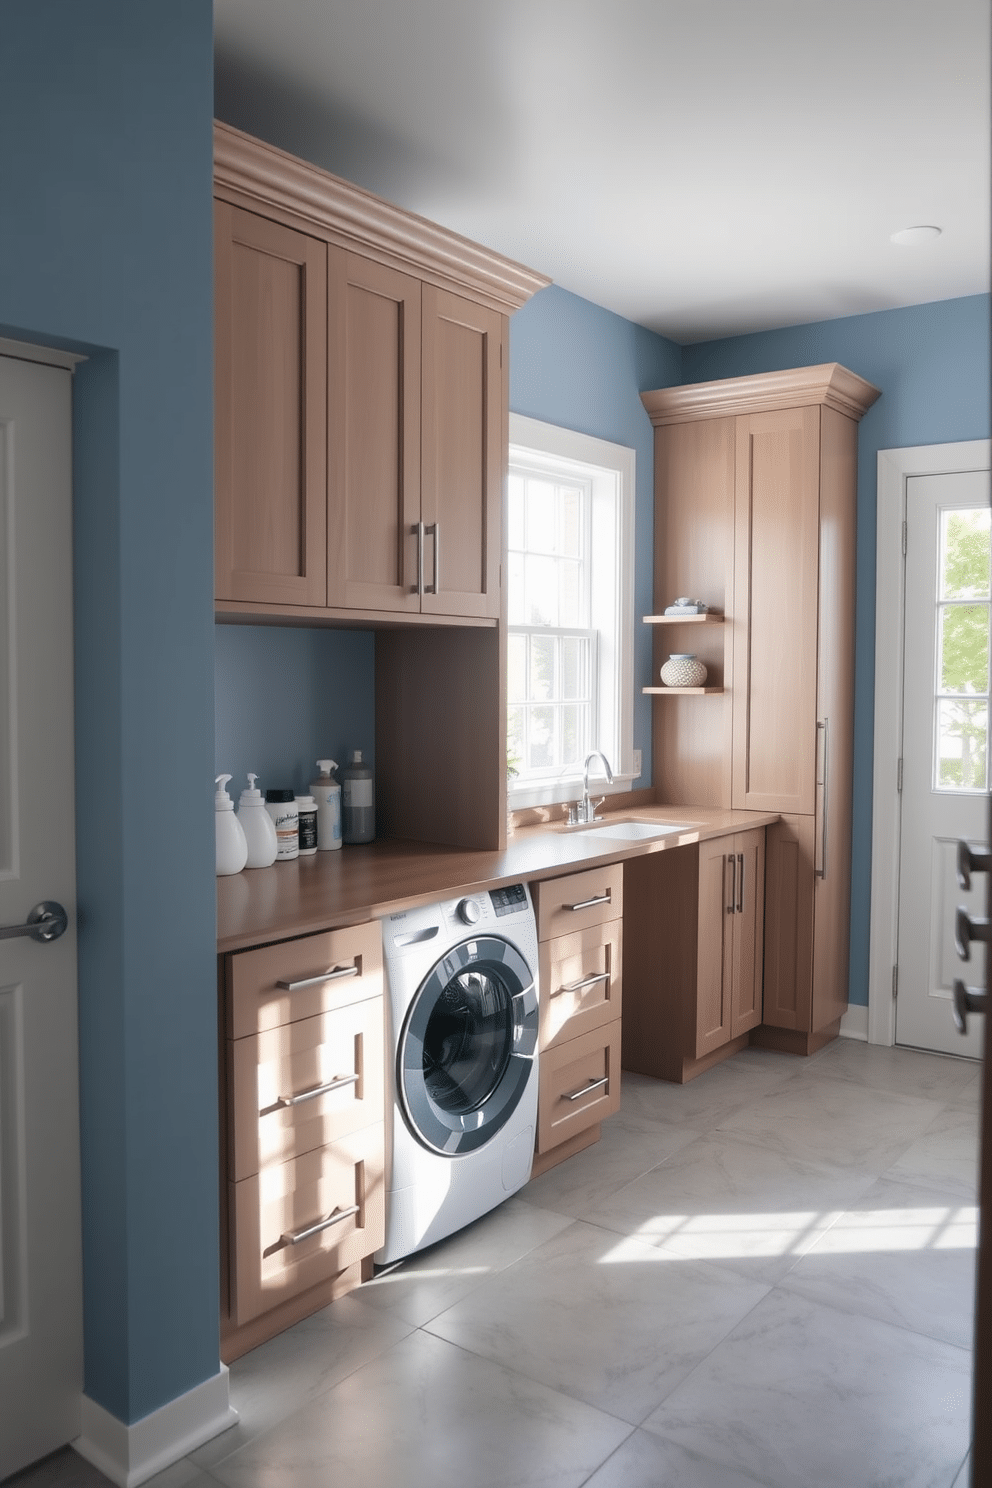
213;121;550;315
641;363;881;425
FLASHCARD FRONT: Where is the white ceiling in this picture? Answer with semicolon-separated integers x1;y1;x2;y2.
213;0;991;344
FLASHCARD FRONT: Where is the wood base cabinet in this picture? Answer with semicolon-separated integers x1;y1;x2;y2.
219;921;385;1361
622;829;765;1084
641;365;880;1046
532;865;622;1168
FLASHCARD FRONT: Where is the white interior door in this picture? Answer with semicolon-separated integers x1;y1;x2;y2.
0;351;82;1476
896;468;990;1057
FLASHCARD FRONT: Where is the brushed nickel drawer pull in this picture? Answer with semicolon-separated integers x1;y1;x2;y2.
564;1075;609;1102
564;892;611;912
281;1203;360;1247
557;971;610;996
276;963;360;992
276;1072;359;1109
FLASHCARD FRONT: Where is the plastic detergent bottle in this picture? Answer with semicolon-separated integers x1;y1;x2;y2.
310;759;342;851
215;774;248;875
341;750;375;844
237;774;278;868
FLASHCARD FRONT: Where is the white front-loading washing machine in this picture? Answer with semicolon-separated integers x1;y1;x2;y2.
376;882;539;1265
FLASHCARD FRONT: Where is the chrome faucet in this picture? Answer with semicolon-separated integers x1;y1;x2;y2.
565;751;614;826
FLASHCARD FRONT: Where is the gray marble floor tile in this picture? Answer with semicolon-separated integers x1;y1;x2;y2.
6;1450;114;1488
519;1107;702;1220
207;1330;631;1488
954;1067;986;1106
618;1056;801;1133
641;1288;972;1488
779;1174;978;1348
717;1072;944;1172
582;1428;773;1487
883;1104;981;1199
424;1218;769;1424
581;1129;878;1283
808;1038;980;1102
188;1293;413;1470
357;1192;574;1326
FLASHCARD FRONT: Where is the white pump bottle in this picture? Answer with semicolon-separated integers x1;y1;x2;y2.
215;774;248;875
237;773;279;868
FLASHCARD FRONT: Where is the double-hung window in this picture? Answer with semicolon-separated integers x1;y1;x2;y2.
507;414;635;809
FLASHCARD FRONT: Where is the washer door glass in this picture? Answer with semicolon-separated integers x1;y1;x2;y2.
399;936;538;1156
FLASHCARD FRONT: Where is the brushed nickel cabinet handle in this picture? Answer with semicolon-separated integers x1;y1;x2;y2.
954;907;989;962
564;1075;609;1102
556;971;610;996
275;1072;359;1109
737;852;744;913
280;1203;359;1247
426;521;439;594
276;963;360;992
952;978;987;1035
956;838;992;892
565;892;611;912
727;854;736;914
815;719;828;879
416;520;425;595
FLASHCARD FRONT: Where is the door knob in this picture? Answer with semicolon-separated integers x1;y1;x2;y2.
954;906;989;962
952;978;987;1035
0;900;69;943
956;839;992;892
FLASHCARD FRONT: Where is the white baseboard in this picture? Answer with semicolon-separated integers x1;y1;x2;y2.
839;1003;869;1041
74;1367;238;1488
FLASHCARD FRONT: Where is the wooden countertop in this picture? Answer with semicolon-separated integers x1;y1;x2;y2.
216;804;779;953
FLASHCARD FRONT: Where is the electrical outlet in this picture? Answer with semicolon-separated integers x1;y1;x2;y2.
633;748;642;778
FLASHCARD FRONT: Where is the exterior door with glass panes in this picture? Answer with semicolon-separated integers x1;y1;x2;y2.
897;468;990;1056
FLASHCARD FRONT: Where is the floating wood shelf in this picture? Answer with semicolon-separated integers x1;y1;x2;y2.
643;613;725;624
643;685;724;695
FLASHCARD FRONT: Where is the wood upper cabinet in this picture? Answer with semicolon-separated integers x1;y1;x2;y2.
325;253;422;614
213;121;546;625
641;366;880;1050
214;202;328;607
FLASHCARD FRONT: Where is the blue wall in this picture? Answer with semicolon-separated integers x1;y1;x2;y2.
510;285;682;781
684;295;992;1005
0;2;217;1424
215;625;375;794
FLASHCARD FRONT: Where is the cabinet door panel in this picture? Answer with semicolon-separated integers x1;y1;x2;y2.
732;407;820;813
539;921;622;1051
730;827;765;1038
231;994;384;1182
421;287;503;619
215;202;327;606
762;815;814;1030
326;253;422;612
537;1021;621;1153
231;1123;384;1325
695;838;734;1056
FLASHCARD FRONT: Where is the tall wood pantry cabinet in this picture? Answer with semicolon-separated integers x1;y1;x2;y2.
640;365;880;1055
212;121;549;850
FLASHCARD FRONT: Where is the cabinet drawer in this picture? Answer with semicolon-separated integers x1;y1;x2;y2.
229;995;384;1182
227;921;382;1038
537;1020;621;1153
533;863;623;941
539;922;622;1052
230;1123;385;1326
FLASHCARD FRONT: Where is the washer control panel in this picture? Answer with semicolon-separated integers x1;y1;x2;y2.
489;882;528;917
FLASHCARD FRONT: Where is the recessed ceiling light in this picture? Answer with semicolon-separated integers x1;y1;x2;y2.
890;225;942;246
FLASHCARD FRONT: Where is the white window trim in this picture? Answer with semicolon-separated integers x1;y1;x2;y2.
507;413;635;811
